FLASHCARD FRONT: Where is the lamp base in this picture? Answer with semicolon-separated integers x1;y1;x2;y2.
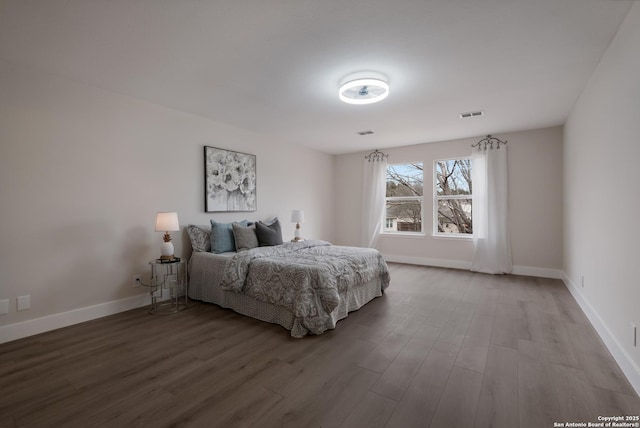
294;223;303;241
160;241;175;260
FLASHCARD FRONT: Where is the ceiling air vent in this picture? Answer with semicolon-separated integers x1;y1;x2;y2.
357;130;375;136
459;110;484;119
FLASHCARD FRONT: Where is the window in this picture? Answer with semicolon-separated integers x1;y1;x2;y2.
385;163;423;233
434;158;472;235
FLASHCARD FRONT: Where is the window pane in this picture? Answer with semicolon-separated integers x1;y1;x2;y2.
436;159;471;196
437;199;472;234
386;163;423;197
386;199;422;232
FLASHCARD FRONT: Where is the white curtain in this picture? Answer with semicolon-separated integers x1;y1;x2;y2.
471;146;512;274
361;157;387;248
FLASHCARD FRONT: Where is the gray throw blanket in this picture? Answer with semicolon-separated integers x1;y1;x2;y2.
220;240;390;334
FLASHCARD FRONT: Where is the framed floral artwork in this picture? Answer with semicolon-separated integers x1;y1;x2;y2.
204;146;256;212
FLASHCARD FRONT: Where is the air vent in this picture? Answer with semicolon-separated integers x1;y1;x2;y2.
357;130;375;136
459;111;484;119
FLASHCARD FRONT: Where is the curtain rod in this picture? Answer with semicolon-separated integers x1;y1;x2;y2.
471;135;508;151
364;149;389;162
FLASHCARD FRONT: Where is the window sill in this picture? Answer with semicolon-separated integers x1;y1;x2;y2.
380;232;426;239
379;233;474;241
431;233;473;240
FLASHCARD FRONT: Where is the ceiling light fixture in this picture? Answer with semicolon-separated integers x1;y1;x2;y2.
339;78;389;105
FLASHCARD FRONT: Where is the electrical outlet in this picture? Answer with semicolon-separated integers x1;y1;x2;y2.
632;323;637;347
17;295;30;311
0;299;9;315
133;274;142;287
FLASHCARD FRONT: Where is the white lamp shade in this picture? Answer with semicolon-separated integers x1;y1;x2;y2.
155;212;180;231
291;210;305;223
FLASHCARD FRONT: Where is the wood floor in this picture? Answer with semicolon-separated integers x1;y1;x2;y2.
1;263;638;428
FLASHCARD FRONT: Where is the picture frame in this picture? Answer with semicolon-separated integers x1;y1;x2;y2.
204;146;257;212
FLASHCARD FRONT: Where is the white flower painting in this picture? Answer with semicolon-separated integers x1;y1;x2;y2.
205;146;256;212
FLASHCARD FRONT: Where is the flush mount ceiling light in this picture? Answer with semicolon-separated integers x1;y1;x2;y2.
339;78;389;105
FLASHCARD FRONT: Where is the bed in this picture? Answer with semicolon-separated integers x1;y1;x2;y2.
187;237;390;338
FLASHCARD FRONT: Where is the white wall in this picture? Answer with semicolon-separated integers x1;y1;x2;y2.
0;61;335;341
564;3;640;390
334;126;564;276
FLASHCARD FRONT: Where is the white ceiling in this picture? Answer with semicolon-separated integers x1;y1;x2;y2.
0;0;632;154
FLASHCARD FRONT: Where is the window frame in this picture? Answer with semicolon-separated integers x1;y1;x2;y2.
383;161;425;235
432;157;473;238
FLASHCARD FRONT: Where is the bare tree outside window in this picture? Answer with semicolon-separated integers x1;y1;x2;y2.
385;163;423;233
435;159;472;234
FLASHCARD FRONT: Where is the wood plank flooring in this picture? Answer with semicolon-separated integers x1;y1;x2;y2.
1;263;638;427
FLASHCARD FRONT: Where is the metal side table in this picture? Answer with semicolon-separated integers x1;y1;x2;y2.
147;258;188;314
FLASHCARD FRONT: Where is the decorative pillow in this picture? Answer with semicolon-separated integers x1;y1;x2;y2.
210;220;248;253
256;218;283;246
232;222;259;251
186;224;211;252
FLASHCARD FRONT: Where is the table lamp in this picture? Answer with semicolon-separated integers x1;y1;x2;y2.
291;210;305;241
155;212;180;260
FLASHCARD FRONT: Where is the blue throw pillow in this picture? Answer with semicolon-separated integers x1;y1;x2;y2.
210;219;248;253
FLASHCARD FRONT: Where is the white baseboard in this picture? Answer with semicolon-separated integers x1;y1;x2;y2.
0;293;151;344
511;265;564;279
562;274;640;396
382;253;471;270
383;253;564;279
